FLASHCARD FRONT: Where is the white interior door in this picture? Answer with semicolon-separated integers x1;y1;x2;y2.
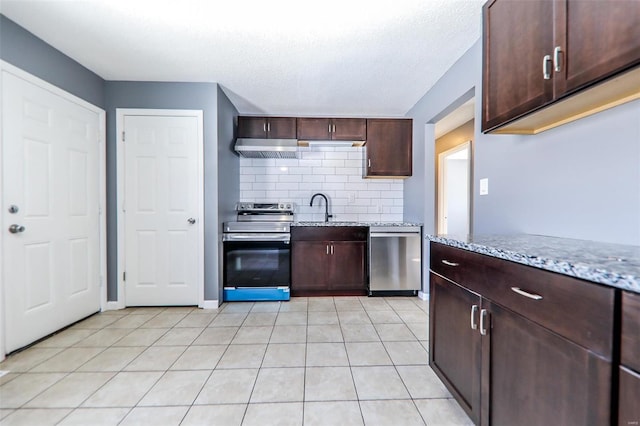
1;68;103;353
121;112;202;306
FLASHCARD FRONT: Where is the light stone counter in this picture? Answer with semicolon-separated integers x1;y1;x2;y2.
427;234;640;294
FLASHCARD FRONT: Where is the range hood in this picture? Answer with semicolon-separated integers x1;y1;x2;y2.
234;138;365;158
234;138;299;159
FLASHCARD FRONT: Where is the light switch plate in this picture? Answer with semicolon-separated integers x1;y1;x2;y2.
480;178;489;195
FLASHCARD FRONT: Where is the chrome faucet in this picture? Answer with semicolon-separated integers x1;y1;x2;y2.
310;193;333;222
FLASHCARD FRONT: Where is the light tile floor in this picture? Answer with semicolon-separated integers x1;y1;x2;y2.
0;296;473;426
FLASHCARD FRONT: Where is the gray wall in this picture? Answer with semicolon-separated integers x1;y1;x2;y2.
216;86;240;301
406;39;640;258
104;82;223;302
0;15;105;108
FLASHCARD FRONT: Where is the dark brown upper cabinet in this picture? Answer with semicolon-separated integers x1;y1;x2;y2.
482;0;640;134
297;118;366;141
237;116;297;139
364;118;412;178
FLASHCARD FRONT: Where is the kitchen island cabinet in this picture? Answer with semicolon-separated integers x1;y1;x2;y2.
619;291;640;426
482;0;640;134
430;241;615;425
430;273;482;424
291;226;367;296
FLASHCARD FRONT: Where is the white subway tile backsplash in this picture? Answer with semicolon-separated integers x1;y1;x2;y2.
312;167;336;175
322;159;345;168
279;175;303;183
325;175;348;183
239;149;404;222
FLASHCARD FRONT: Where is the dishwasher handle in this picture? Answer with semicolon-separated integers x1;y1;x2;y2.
370;232;420;238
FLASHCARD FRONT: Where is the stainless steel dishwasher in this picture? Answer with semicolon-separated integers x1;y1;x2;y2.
369;225;422;295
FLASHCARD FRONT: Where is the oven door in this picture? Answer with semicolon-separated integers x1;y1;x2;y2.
223;233;290;290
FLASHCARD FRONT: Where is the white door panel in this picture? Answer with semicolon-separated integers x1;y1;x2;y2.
2;69;102;353
123;114;200;306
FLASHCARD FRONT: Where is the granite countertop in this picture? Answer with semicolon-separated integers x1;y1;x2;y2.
427;234;640;294
293;222;422;227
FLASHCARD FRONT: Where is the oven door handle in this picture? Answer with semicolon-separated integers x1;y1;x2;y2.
223;233;291;242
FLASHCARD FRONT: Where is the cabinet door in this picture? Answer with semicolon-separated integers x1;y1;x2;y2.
267;117;297;139
556;0;640;95
485;301;611;426
329;241;366;293
291;241;329;294
622;291;640;371
429;273;482;424
238;116;268;138
297;118;331;140
332;118;366;141
365;119;412;177
619;366;640;426
482;0;555;132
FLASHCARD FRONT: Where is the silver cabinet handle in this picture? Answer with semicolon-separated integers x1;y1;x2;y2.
330;245;334;255
480;309;488;335
368;159;371;168
267;122;270;132
329;124;332;133
332;124;336;133
263;123;266;132
543;54;552;80
9;224;26;234
553;46;563;72
470;305;478;330
511;287;543;300
326;245;330;255
441;259;459;267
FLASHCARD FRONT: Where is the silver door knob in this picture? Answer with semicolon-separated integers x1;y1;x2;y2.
9;224;25;233
187;218;196;225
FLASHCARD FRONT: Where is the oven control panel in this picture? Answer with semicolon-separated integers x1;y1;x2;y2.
237;202;294;212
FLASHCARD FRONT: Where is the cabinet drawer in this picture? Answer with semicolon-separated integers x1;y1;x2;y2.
291;226;367;242
430;242;615;357
622;291;640;371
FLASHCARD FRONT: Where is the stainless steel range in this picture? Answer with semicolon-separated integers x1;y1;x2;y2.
222;202;294;302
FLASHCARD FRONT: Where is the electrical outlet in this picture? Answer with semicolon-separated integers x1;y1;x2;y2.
348;192;356;204
376;204;383;213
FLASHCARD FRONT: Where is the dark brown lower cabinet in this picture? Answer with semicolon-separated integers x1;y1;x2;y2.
430;273;482;424
485;301;611;426
429;242;616;426
620;291;640;426
619;366;640;426
291;227;367;296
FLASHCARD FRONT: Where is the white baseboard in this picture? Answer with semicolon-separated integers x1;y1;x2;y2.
418;291;429;301
200;300;220;310
104;301;125;311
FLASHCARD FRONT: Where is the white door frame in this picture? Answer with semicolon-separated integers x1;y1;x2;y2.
115;109;204;309
437;140;471;235
0;60;107;360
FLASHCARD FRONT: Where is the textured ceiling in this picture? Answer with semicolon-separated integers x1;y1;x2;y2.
0;0;484;116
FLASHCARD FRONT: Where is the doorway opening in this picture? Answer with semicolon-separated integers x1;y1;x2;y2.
438;141;471;235
434;98;474;236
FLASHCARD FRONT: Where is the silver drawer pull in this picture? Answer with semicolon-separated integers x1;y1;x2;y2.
511;287;543;300
441;260;459;267
470;305;478;330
